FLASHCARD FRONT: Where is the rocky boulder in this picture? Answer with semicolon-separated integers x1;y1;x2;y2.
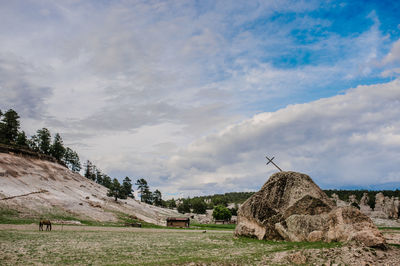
235;171;386;248
235;171;334;241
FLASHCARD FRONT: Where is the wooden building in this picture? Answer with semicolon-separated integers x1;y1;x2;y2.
166;217;190;228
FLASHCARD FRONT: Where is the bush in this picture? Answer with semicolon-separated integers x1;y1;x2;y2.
212;205;232;221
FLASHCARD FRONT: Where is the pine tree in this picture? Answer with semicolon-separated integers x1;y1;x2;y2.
142;187;153;204
0;109;20;144
152;189;162;206
135;178;149;202
102;175;112;189
35;128;52;155
90;165;97;181
191;198;207;214
28;134;40;152
96;169;103;185
50;133;66;161
166;198;177;209
84;160;93;179
177;199;191;213
122;177;134;198
0;109;4;143
107;178;122;201
15;131;28;147
63;147;81;172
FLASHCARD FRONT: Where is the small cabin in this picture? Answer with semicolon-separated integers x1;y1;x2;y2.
166;217;190;228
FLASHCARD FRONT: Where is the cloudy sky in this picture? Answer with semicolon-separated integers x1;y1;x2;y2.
1;0;400;198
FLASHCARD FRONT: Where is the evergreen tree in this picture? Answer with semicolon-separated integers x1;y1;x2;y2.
135;178;149;202
122;177;134;198
177;199;191;214
35;128;52;155
90;165;97;181
177;204;185;214
0;109;20;144
107;178;123;201
28;134;40;152
142;187;153;204
63;147;81;172
191;198;207;214
0;109;3;142
102;174;112;189
50;133;65;161
15;131;28;147
166;198;177;209
95;169;103;185
84;160;94;180
211;196;228;207
152;189;162;206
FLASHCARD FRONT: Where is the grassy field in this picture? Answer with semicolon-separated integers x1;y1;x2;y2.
0;225;342;265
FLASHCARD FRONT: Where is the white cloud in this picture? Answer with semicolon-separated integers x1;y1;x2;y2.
382;39;400;65
162;80;400;196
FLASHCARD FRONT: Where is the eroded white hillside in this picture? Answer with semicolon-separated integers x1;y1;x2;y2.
0;153;180;225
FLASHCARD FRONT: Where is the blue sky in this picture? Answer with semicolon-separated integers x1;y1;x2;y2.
1;0;400;197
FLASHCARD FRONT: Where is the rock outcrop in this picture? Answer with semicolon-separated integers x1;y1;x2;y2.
330;192;400;220
331;193;348;207
235;171;386;248
359;192;372;214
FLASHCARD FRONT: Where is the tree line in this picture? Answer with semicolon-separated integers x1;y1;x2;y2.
164;197;238;218
82;161;164;205
185;190;400;212
0;109;81;172
172;192;254;212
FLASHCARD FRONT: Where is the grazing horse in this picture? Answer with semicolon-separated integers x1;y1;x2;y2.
39;220;52;231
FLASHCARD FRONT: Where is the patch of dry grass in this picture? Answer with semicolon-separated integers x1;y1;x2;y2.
0;226;342;265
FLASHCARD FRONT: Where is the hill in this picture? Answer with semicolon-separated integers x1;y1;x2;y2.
0;152;180;225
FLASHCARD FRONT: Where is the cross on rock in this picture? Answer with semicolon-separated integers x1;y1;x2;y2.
266;156;283;172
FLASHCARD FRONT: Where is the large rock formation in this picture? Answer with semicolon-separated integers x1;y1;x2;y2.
357;192;400;219
235;171;386;248
359;192;372;214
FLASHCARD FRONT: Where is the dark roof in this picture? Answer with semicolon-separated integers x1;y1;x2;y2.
166;217;190;221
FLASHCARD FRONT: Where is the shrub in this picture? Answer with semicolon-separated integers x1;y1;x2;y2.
212;205;232;221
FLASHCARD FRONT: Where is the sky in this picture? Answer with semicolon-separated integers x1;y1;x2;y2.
1;0;400;198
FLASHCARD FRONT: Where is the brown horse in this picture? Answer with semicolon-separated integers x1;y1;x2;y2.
39;219;52;231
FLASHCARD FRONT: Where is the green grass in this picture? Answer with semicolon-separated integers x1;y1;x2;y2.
379;227;400;230
190;222;236;230
0;208;36;224
0;227;342;265
0;207;236;231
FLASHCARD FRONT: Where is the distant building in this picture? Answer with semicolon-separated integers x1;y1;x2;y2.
166;217;190;228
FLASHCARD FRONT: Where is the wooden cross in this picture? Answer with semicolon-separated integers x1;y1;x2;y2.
266;156;283;172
